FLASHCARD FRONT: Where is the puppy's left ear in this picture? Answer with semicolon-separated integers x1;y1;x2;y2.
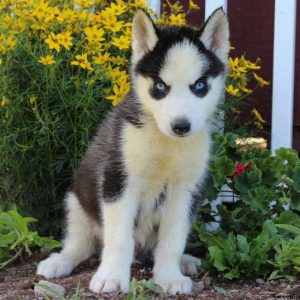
199;8;230;64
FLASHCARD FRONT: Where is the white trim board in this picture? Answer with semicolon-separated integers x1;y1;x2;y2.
271;0;297;151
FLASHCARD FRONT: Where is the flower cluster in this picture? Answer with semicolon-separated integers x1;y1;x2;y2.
224;55;270;131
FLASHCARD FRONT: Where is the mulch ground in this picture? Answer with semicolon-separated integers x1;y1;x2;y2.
0;252;300;299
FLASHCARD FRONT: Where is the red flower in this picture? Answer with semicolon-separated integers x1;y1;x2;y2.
229;162;252;180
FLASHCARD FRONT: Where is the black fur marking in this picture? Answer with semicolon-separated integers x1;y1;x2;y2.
72;92;145;219
154;184;167;211
135;26;224;81
190;77;209;98
149;77;170;100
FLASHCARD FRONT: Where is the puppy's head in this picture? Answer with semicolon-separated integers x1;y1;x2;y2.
131;9;230;138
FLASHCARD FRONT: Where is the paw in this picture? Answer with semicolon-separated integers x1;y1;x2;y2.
181;254;201;276
37;253;74;278
89;268;129;294
154;274;192;294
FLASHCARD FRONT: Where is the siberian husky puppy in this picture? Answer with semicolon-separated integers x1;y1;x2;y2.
37;8;229;295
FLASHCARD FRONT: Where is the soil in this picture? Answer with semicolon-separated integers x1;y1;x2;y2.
0;253;300;300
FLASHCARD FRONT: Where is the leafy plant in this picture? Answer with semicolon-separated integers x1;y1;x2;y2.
0;207;61;269
194;133;300;280
195;213;300;280
126;278;163;300
199;133;300;237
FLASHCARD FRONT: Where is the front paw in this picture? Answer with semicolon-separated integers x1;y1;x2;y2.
154;274;192;294
89;268;129;294
37;253;74;279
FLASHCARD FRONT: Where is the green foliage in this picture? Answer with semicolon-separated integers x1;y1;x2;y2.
194;133;300;280
0;207;61;269
127;278;163;300
0;40;111;235
195;215;300;280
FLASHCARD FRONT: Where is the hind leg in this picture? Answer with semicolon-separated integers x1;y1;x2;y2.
181;254;201;276
37;192;97;278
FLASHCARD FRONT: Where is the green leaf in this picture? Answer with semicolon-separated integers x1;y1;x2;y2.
211;156;235;188
275;224;300;235
197;230;226;249
208;246;228;271
275;211;300;227
224;265;240;279
247;170;262;186
143;279;163;293
237;235;250;253
275;148;299;165
293;166;300;191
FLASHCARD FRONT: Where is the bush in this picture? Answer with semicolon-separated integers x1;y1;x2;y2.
194;133;300;280
0;207;60;269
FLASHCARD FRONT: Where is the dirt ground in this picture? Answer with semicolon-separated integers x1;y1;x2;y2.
1;252;300;300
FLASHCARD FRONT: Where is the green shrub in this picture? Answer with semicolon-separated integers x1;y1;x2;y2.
0;207;60;269
194;134;300;280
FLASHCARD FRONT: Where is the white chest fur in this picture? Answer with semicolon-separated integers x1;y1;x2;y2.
122;119;210;198
122;119;210;247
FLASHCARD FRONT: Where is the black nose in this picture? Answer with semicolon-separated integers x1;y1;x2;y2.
171;119;191;136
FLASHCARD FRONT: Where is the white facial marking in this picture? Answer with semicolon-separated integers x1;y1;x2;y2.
135;39;225;138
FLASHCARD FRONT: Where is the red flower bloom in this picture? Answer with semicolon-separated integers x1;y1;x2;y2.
229;162;252;180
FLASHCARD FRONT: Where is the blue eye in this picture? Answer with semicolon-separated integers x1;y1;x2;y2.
156;82;165;90
190;78;208;97
195;81;206;91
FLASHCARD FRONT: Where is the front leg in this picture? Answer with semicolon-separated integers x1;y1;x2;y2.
153;188;193;294
89;187;138;294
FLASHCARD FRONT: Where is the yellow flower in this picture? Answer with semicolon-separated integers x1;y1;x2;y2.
38;55;55;65
240;56;261;70
225;85;239;96
106;2;127;16
57;31;73;51
240;86;253;94
107;66;128;82
45;33;61;52
252;108;266;123
74;0;93;9
102;14;124;33
110;55;126;66
71;53;93;71
93;52;110;65
0;34;16;53
253;73;270;87
168;2;184;13
1;96;10;107
84;26;105;44
111;35;131;50
31;0;50;20
168;14;186;25
106;83;130;106
189;0;200;10
228;57;247;74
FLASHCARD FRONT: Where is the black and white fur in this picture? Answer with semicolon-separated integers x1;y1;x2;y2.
37;8;230;295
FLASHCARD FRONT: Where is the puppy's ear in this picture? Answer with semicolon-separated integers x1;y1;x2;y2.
132;10;158;64
199;8;230;64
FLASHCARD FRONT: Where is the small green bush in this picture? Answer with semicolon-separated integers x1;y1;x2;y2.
194;133;300;280
0;207;61;269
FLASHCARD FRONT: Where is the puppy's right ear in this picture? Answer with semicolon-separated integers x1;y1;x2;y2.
132;10;158;64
